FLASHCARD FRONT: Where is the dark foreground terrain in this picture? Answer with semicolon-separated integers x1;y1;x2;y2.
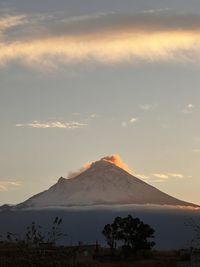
0;206;200;249
0;244;179;267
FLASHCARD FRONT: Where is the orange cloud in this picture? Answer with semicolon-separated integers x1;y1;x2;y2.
1;31;200;69
101;154;131;173
1;13;200;69
0;15;26;32
67;154;132;179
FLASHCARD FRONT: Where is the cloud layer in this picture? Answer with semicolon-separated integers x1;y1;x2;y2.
1;12;200;68
16;121;87;129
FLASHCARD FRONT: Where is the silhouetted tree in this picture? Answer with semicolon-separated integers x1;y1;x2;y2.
102;215;155;255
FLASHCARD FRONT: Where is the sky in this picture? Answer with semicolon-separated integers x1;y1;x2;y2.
0;0;200;205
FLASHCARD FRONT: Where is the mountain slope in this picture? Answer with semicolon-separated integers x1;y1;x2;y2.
17;159;196;208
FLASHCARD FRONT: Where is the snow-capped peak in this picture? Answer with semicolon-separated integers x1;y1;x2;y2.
17;156;197;209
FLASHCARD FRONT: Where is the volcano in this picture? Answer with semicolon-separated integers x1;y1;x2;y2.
17;158;196;209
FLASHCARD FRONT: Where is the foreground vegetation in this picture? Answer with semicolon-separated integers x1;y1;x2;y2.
0;215;198;266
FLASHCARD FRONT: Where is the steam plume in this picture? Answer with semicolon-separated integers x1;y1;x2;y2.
68;162;91;179
67;154;131;179
101;154;131;173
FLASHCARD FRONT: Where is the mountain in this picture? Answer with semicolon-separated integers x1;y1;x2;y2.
17;158;196;209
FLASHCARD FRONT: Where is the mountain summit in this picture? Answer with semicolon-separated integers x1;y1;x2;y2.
18;157;196;208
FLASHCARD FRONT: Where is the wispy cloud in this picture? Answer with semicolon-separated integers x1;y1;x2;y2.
0;15;26;32
2;12;200;69
139;104;157;111
136;173;171;183
135;172;186;183
15;120;88;129
153;173;169;179
169;173;184;179
182;104;195;114
136;174;150;180
122;117;138;127
0;181;21;191
129;117;138;123
153;172;184;181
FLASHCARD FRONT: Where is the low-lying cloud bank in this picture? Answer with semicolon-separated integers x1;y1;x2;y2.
1;12;200;69
0;181;21;191
16;204;200;212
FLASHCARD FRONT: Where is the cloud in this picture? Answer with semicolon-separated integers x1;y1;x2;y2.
168;173;184;179
0;181;21;191
187;104;194;109
136;174;149;180
129;117;138;123
139;104;157;111
122;117;138;127
68;162;91;179
153;173;169;179
90;113;97;118
182;104;195;114
2;12;200;69
136;172;185;183
0;15;26;32
68;154;132;179
153;172;184;181
101;154;131;173
15;120;87;129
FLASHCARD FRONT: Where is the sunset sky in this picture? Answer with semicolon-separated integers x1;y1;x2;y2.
1;0;200;205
